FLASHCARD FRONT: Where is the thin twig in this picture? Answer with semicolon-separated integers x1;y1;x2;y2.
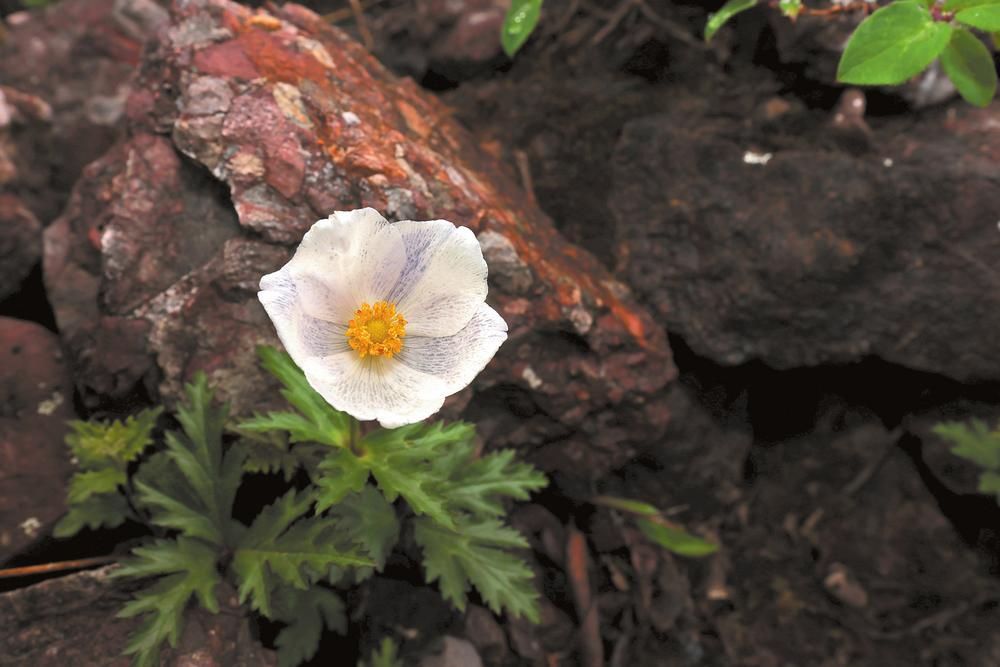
513;150;537;207
590;0;636;46
567;525;603;667
348;0;375;51
324;0;384;25
0;555;117;580
634;1;709;51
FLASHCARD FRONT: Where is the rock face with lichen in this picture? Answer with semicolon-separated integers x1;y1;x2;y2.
0;317;74;562
0;0;167;223
44;0;674;473
0;567;277;666
611;103;1000;381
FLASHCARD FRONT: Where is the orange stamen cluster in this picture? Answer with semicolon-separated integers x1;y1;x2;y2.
345;301;407;358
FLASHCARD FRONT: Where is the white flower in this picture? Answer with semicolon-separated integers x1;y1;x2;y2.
258;208;508;428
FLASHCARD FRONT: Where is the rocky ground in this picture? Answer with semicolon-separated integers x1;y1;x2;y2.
2;0;1000;665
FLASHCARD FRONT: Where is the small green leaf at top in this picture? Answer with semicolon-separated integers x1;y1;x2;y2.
837;1;953;85
705;0;758;42
502;0;543;57
939;27;998;106
636;519;719;558
779;0;803;19
945;0;1000;11
956;5;1000;31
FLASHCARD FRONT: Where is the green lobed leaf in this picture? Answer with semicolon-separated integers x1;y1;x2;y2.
329;485;400;570
53;493;132;538
361;423;472;528
66;407;161;469
956;6;1000;31
837;1;953;85
636;519;718;557
432;449;548;518
134;476;224;545
414;517;538;622
66;467;126;504
232;490;372;617
114;537;221;667
237;436;302;481
934;420;1000;469
272;586;347;667
939;27;998;106
501;0;543;57
314;450;371;512
133;376;245;546
705;0;758;42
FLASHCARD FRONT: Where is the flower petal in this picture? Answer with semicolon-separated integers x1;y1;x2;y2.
285;208;406;322
398;303;508;394
258;273;350;359
388;220;488;337
300;353;450;428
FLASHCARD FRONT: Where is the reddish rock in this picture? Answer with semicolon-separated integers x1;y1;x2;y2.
0;194;41;301
0;317;74;562
43;0;674;473
612;102;1000;381
0;84;51;224
0;567;277;666
0;0;166;222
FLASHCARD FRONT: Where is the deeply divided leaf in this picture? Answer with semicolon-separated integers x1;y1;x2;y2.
114;537;221;667
329;485;400;570
315;450;370;511
273;586;347;667
57;408;162;538
246;346;351;448
837;1;953;85
232;490;372;617
132;377;244;546
432;449;548;518
414;517;539;622
54;493;132;538
934;419;1000;469
66;407;161;469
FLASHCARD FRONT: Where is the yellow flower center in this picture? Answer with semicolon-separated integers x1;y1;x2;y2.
345;301;407;359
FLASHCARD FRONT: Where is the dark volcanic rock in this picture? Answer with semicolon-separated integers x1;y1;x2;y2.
0;194;41;301
0;0;166;222
0;317;74;563
612;103;1000;381
44;0;674;474
0;567;277;666
0;84;51;227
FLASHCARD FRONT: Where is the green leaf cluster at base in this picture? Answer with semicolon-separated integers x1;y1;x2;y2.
54;347;547;667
